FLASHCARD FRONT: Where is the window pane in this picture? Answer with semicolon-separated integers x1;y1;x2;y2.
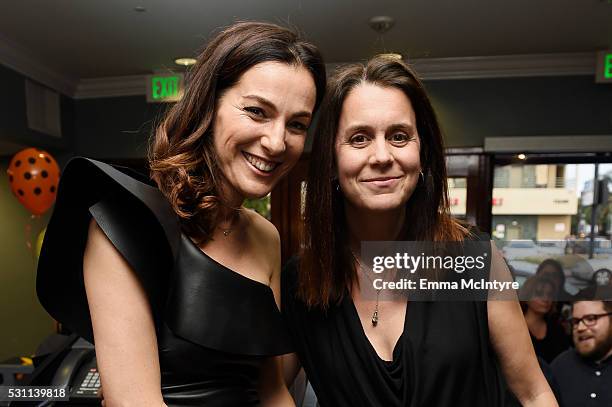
448;177;467;220
493;161;612;295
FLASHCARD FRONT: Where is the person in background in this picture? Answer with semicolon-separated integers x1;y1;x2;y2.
520;275;571;363
536;258;572;302
536;258;573;335
551;286;612;407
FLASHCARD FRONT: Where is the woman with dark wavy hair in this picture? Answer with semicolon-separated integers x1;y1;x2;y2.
281;56;558;406
37;21;325;406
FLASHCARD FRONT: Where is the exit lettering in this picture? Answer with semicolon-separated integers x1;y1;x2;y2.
152;77;179;100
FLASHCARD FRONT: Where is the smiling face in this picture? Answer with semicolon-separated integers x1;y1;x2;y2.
213;61;316;204
334;83;421;214
572;301;612;361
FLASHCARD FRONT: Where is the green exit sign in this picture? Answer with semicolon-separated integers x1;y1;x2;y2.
595;51;612;83
146;74;184;103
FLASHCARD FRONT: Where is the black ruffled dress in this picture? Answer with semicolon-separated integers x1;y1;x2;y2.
37;157;292;406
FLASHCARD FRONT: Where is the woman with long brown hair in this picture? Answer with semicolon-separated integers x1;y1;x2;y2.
521;275;571;363
37;21;325;406
282;56;558;406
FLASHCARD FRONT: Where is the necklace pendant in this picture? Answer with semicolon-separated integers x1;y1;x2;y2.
223;230;231;236
371;310;378;327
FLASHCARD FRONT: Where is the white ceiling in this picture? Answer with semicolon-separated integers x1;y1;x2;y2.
1;0;611;80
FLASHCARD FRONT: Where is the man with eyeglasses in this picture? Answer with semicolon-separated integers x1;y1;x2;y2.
551;286;612;406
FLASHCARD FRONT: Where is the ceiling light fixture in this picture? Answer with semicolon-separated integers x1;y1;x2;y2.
377;53;403;60
369;16;395;34
174;57;197;66
368;16;402;60
517;153;527;160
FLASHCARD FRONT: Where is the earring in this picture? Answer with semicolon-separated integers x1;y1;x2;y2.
419;170;425;184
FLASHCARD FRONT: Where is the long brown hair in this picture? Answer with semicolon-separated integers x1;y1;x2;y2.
520;275;557;315
149;21;326;244
299;56;468;309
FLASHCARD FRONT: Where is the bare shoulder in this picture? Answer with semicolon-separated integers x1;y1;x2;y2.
242;209;281;274
243;208;280;244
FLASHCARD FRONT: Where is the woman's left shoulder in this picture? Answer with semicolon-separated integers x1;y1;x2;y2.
245;209;280;244
243;209;281;272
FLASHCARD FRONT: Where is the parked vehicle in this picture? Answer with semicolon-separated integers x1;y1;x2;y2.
565;237;612;255
536;240;565;256
502;240;540;260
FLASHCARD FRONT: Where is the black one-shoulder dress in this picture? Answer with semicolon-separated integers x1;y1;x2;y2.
37;157;292;406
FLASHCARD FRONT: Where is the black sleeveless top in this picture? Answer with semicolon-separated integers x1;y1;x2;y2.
282;254;506;406
37;157;292;406
530;317;571;364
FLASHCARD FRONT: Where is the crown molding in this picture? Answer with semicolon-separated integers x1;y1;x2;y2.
74;75;147;99
0;49;598;99
0;33;77;96
485;135;612;153
410;52;595;80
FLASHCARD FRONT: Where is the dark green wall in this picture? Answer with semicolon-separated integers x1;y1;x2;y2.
426;75;612;147
73;96;165;159
0;158;54;361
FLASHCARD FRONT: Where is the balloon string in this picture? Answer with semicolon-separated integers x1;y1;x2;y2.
25;220;33;253
24;214;43;260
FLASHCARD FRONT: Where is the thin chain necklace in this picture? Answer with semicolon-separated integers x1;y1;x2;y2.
355;257;383;327
217;210;241;237
219;227;233;237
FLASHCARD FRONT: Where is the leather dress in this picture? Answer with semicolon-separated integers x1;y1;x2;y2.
37;157;292;406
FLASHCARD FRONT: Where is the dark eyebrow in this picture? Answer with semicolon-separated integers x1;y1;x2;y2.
344;124;374;135
242;95;276;111
343;122;416;135
242;94;312;120
387;123;416;133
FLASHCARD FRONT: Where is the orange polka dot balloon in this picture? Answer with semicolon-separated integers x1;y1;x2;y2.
7;148;60;215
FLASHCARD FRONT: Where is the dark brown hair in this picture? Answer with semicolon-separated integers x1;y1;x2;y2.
520;275;557;315
149;21;326;243
536;258;566;289
299;56;469;308
573;285;612;313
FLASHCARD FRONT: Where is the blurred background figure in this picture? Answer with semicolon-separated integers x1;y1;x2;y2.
551;287;612;407
536;258;574;335
521;275;571;363
536;259;572;302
